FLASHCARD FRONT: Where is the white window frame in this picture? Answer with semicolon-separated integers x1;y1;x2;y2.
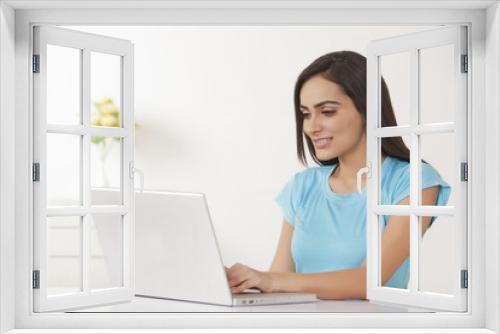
366;26;468;312
0;1;498;333
32;25;135;312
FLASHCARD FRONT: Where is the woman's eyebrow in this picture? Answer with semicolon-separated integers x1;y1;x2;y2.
300;100;341;110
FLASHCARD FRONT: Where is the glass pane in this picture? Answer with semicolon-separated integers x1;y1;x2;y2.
47;133;81;206
90;215;123;289
91;52;122;128
380;215;410;290
419;215;454;294
420;133;455;207
46;45;81;125
379;136;411;205
47;216;82;296
91;136;122;205
380;52;410;127
419;45;455;124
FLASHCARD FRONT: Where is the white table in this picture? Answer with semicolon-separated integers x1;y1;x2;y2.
71;296;436;313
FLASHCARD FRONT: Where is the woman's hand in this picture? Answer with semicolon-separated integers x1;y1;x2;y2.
225;263;274;294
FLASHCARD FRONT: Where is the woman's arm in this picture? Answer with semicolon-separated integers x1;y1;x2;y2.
268;219;295;272
267;186;440;298
375;185;438;285
227;262;366;299
269;266;367;299
227;186;440;298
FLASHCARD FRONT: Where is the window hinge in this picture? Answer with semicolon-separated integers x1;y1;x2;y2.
32;163;40;182
461;162;468;182
32;270;40;289
32;55;40;73
461;54;468;73
461;269;468;289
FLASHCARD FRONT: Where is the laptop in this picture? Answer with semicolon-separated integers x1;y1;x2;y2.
133;190;318;306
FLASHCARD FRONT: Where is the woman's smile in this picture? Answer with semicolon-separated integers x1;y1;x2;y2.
313;137;333;149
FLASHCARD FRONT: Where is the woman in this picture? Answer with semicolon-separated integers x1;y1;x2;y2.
225;51;451;300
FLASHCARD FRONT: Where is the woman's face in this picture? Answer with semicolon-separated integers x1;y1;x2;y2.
300;74;365;162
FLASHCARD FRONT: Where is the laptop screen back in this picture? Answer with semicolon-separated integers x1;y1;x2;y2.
134;190;233;305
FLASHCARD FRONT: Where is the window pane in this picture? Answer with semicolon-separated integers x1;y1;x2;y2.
47;216;82;296
380;215;410;290
379;136;411;205
90;136;122;205
379;52;410;127
419;215;454;295
419;44;455;124
90;215;123;290
420;133;455;207
91;52;122;128
47;133;81;206
46;45;81;125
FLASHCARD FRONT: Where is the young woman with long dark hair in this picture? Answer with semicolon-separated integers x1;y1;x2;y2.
225;51;450;300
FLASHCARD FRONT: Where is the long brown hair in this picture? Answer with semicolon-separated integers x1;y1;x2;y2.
294;50;410;166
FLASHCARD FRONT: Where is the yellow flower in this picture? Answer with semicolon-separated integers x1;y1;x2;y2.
92;98;121;127
100;115;120;127
100;103;119;116
91;114;102;126
94;97;113;106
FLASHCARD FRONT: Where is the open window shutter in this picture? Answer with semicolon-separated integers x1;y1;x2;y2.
366;25;468;311
33;26;134;312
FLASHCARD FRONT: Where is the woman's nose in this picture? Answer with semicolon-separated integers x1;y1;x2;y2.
306;114;322;132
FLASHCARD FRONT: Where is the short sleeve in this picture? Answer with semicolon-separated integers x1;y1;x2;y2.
274;174;301;226
421;163;451;207
391;163;451;205
391;164;411;205
391;162;452;227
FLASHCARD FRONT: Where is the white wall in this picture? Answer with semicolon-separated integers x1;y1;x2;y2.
51;25;455;294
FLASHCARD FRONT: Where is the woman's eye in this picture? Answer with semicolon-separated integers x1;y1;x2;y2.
300;110;335;118
322;110;337;115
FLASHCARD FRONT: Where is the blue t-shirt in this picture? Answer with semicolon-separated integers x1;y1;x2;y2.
274;156;451;289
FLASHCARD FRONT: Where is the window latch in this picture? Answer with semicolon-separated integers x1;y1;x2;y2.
130;162;144;193
356;162;371;194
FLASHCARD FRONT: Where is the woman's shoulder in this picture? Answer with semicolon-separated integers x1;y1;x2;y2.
381;156;410;191
383;155;442;178
286;165;333;188
293;164;332;180
384;155;409;171
382;156;448;198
